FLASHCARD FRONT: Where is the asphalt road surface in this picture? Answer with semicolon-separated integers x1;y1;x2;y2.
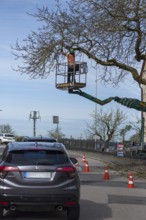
0;147;146;220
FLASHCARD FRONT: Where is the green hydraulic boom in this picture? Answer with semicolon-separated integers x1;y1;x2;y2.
69;89;146;112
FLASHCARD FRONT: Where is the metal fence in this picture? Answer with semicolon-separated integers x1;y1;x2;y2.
59;138;120;151
59;138;144;158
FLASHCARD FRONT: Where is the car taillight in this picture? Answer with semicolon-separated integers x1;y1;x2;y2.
0;166;19;171
0;201;9;206
0;166;19;178
56;166;76;178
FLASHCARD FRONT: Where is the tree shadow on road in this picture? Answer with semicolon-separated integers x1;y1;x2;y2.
3;200;112;220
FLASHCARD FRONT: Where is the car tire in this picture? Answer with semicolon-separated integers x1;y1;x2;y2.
67;205;80;220
0;207;4;218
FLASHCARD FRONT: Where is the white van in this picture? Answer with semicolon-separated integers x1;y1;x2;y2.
0;133;15;144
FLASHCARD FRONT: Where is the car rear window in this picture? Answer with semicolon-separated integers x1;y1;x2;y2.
6;150;69;165
5;134;15;138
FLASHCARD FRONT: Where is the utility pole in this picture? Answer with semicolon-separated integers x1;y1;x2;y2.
29;111;41;136
94;67;98;150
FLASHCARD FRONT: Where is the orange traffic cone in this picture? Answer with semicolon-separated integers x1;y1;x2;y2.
128;171;135;188
84;161;90;172
82;154;86;163
104;166;110;180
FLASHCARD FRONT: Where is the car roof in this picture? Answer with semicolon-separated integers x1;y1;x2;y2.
7;142;66;152
23;136;57;142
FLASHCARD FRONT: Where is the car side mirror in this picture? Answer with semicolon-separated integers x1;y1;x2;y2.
70;157;78;165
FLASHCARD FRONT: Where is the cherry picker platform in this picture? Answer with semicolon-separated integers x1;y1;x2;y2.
56;62;88;90
56;61;146;113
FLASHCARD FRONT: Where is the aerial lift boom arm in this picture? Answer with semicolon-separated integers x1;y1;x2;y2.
69;89;146;112
69;89;114;105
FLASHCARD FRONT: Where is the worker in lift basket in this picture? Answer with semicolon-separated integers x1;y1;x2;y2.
62;48;78;84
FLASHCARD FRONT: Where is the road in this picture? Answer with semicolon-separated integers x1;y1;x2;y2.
0;146;146;220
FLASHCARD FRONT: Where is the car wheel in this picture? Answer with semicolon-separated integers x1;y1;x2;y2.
67;205;80;220
0;207;4;218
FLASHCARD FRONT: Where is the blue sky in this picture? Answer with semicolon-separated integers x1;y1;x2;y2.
0;0;142;138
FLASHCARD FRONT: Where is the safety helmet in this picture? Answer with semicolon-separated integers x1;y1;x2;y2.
70;48;74;54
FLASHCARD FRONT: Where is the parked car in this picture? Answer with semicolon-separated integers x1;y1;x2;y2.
0;142;80;219
0;133;15;144
22;136;57;143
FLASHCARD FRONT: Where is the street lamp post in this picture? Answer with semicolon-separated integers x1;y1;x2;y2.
140;85;144;149
94;67;98;150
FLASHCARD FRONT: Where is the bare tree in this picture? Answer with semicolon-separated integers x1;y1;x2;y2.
129;133;140;143
129;116;141;142
132;116;141;132
0;124;15;134
13;0;146;87
85;108;127;142
119;124;132;142
48;126;65;140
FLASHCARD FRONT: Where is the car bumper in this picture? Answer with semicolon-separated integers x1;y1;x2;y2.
0;193;80;210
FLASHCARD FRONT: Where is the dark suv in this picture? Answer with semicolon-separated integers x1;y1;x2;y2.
0;142;80;219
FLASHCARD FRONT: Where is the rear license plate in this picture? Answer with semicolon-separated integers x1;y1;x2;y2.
23;172;51;178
